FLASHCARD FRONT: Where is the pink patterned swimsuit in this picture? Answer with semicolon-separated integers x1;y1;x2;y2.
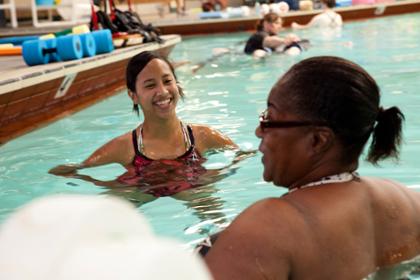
117;123;206;197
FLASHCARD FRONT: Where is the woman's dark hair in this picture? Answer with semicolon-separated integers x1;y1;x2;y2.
125;51;184;116
274;56;404;164
256;12;280;32
322;0;336;8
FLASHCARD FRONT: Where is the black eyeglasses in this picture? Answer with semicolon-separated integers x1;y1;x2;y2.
259;109;327;131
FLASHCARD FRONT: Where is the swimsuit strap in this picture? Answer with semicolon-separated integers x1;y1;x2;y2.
137;125;144;154
186;124;195;147
132;129;142;156
181;122;192;150
184;124;201;161
179;123;199;160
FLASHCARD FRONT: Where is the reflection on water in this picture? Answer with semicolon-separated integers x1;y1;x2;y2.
70;150;255;234
105;183;229;235
365;255;420;280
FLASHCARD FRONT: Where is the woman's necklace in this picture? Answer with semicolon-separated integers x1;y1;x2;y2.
288;171;359;193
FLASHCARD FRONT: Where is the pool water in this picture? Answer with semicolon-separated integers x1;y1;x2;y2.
1;13;420;253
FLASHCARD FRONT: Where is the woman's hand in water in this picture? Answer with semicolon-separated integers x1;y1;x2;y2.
48;164;82;177
291;22;306;30
231;149;257;165
284;33;300;45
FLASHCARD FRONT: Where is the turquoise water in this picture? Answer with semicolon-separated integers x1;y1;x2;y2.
1;14;420;250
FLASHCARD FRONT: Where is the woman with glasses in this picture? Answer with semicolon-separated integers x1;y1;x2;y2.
203;56;420;279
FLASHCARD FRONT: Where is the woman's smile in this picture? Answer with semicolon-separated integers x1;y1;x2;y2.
153;97;172;109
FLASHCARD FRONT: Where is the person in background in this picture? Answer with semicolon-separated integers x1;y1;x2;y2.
274;0;299;11
169;0;187;15
291;0;343;29
244;12;302;58
202;0;228;12
203;56;420;279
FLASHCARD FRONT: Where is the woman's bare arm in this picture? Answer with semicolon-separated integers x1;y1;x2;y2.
49;132;134;176
205;198;293;280
263;35;287;49
263;33;301;50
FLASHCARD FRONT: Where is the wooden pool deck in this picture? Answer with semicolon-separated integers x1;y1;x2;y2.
0;35;181;145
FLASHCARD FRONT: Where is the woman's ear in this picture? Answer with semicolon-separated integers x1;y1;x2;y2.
309;127;335;156
128;90;138;104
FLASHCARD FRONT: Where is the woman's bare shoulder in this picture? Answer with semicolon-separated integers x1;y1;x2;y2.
358;177;420;239
188;123;237;152
113;131;133;144
205;198;297;279
84;130;135;167
219;198;305;245
98;131;133;152
188;123;216;134
364;177;412;196
241;197;306;226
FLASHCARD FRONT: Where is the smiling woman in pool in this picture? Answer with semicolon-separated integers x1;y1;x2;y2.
49;51;238;183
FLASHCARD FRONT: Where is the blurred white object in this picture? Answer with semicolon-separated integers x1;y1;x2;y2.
241;5;250;16
260;3;269;15
253;49;269;58
212;47;230;56
57;0;91;22
299;0;313;11
269;3;280;14
0;0;18;27
31;0;90;27
226;6;249;18
278;2;289;13
254;1;260;16
0;195;212;280
268;3;289;15
284;46;301;56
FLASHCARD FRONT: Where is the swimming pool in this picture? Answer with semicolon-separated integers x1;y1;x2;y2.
1;13;420;252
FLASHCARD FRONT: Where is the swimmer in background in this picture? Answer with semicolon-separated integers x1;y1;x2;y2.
201;0;228;12
169;0;187;16
291;0;343;29
244;12;303;58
